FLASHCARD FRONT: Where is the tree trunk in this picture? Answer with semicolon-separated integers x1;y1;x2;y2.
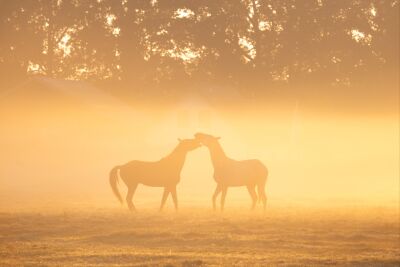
47;1;55;77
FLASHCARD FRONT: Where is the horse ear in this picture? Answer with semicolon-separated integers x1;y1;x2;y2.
216;137;221;140
178;138;183;142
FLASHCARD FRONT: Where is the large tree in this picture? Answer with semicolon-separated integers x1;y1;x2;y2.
0;0;398;93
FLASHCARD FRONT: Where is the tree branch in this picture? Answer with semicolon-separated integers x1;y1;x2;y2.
55;27;69;45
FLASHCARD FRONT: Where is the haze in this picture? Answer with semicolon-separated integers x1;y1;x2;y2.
0;81;398;210
0;1;398;265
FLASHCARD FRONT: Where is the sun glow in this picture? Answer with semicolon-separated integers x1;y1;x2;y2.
58;33;72;56
174;8;195;19
349;29;372;45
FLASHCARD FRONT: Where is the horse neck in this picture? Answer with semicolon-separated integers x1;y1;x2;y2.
164;145;188;170
207;142;227;168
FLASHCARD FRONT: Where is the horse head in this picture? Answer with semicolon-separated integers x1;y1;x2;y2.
177;138;202;151
194;132;221;147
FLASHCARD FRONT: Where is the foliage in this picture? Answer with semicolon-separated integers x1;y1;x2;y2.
0;0;398;92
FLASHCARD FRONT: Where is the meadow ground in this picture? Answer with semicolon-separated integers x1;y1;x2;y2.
0;203;398;267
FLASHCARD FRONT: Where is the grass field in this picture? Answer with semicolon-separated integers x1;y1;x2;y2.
0;203;398;267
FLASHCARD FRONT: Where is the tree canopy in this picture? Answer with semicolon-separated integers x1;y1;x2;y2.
0;0;398;93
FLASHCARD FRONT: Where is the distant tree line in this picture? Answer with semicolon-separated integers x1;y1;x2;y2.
0;0;398;93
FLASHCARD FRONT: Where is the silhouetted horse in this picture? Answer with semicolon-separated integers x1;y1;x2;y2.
109;139;201;211
195;133;268;211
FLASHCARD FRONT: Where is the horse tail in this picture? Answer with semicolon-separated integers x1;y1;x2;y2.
109;165;123;204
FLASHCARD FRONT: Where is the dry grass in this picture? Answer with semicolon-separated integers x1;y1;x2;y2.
0;205;399;266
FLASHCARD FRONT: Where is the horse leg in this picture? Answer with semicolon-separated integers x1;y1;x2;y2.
170;186;178;211
126;184;138;212
262;194;267;212
257;182;267;212
159;187;170;212
212;184;222;211
247;185;258;210
220;186;228;212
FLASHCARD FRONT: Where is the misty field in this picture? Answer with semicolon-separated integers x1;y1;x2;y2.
0;205;398;267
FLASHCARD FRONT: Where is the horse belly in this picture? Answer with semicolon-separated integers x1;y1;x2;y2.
140;180;165;187
227;181;247;187
120;162;179;187
227;177;253;187
140;176;179;187
215;169;257;187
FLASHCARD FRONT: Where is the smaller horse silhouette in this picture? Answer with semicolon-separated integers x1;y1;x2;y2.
109;138;201;211
195;133;268;211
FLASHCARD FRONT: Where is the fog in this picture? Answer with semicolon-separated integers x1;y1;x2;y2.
1;2;398;265
0;80;398;211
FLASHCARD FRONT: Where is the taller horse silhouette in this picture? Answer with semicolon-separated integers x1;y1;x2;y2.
109;138;201;211
195;133;268;211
